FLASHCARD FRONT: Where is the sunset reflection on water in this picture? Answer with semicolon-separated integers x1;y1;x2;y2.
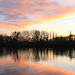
0;48;75;75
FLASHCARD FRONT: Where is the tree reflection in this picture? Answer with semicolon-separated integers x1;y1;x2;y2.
0;48;75;62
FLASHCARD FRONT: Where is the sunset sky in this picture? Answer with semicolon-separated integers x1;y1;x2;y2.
0;0;75;36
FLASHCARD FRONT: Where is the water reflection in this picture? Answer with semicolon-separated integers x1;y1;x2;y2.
0;48;75;62
0;48;75;75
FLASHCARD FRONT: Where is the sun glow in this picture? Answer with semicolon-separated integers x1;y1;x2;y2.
25;14;75;36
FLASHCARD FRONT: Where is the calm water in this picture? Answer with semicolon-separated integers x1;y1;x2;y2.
0;48;75;75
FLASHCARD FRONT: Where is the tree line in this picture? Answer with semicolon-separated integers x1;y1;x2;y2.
0;30;75;48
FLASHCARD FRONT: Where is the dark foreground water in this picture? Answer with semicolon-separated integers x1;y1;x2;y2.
0;48;75;75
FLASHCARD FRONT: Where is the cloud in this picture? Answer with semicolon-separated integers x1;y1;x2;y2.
0;0;75;34
0;0;75;21
59;0;75;6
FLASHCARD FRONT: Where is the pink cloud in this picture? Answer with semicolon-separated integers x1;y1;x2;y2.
0;0;75;34
60;0;75;5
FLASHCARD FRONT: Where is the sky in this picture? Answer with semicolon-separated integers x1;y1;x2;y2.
0;0;75;36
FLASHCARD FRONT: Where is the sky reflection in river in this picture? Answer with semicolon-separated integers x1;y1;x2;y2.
0;48;75;75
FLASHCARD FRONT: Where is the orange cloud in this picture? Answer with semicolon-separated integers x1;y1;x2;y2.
0;0;75;35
